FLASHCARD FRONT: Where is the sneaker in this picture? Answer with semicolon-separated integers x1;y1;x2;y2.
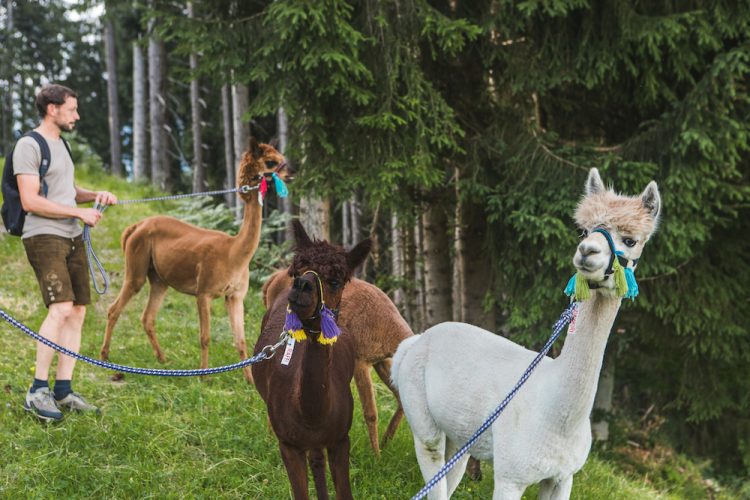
55;392;100;414
24;387;63;422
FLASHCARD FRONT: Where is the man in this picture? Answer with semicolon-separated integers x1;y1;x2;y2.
14;84;117;421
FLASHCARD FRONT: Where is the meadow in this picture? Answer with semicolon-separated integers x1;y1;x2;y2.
0;162;737;499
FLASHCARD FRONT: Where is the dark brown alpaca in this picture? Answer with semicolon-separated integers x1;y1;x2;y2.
100;139;287;384
263;270;413;455
253;220;371;500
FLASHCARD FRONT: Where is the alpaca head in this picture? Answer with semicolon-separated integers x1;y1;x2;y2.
237;138;289;202
285;220;371;343
571;168;661;297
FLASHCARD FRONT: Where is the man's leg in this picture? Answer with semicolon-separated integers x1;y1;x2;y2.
34;301;75;380
55;304;85;380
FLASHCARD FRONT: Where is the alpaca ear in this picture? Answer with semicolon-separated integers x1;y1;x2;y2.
585;168;605;195
291;220;313;250
346;238;372;273
248;137;263;159
641;181;661;220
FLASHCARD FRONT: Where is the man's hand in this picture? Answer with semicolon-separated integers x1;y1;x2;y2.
94;191;118;206
77;207;103;227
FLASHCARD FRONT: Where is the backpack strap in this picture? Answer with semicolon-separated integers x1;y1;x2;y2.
24;131;52;197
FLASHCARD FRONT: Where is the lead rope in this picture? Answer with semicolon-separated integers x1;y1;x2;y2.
82;184;260;295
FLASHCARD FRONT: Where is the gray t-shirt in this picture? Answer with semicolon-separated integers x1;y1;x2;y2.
12;134;81;239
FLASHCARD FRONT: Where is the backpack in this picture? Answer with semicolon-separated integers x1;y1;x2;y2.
1;131;72;236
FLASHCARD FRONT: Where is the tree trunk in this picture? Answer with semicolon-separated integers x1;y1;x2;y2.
299;197;330;241
403;221;417;330
2;0;15;155
422;204;453;327
132;35;148;181
148;13;169;190
187;2;204;193
277;106;294;242
391;212;405;310
453;167;463;322
413;215;427;332
221;83;234;208
460;200;496;331
351;194;361;245
342;200;351;247
231;81;249;217
103;14;122;176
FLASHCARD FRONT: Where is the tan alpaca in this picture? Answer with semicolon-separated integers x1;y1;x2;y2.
100;139;287;384
263;269;413;455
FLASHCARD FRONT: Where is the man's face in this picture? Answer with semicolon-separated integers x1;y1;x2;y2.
48;96;80;132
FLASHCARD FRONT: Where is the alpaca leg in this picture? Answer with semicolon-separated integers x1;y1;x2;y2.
101;280;145;360
374;359;404;448
307;449;328;500
539;476;573;500
444;438;470;497
226;293;253;385
142;272;169;362
278;442;310;500
466;456;482;481
492;479;525;500
354;359;380;455
326;436;353;500
196;294;212;372
413;433;448;500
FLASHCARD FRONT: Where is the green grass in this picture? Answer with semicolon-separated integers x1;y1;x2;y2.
0;161;740;498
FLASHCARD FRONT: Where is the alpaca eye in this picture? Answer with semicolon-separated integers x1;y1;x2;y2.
328;280;340;291
623;237;637;248
265;160;278;168
579;229;589;239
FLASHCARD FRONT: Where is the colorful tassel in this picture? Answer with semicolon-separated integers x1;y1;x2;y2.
623;266;639;299
319;304;341;344
612;257;628;298
284;307;307;341
272;173;289;198
259;177;268;198
564;272;590;301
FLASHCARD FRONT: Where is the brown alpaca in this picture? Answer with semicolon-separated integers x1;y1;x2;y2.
100;139;287;384
263;269;413;455
253;220;371;500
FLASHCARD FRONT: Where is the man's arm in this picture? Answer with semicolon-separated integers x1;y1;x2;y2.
18;175;103;226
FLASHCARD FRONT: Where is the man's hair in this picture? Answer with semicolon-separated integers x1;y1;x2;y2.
36;84;77;118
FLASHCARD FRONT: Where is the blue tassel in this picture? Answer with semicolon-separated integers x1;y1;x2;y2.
272;173;289;198
318;304;340;345
564;274;577;297
624;267;639;299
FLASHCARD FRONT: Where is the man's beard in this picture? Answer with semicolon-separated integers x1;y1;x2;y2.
59;122;75;132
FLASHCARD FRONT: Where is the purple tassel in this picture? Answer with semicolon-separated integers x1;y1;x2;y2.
318;304;340;344
284;306;303;332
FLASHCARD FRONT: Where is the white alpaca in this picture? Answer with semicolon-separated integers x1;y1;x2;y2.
392;168;661;500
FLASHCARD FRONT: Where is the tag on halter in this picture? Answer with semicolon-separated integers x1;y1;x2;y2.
281;337;295;366
568;306;579;335
258;190;264;206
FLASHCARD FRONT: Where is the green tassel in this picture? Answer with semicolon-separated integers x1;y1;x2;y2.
612;258;628;298
574;272;591;301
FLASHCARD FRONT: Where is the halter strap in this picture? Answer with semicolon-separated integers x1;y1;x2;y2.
591;228;639;276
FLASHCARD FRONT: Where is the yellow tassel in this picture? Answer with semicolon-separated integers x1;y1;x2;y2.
289;329;308;342
317;335;337;346
612;259;628;297
575;272;591;301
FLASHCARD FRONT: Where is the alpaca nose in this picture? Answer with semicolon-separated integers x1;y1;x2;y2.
578;241;601;258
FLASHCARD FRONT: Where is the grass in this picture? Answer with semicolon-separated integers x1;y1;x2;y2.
0;160;741;498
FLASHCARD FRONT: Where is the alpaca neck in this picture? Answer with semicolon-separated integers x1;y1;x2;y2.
550;292;621;433
298;339;333;424
230;196;263;264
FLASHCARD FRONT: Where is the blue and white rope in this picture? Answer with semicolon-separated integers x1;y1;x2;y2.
411;302;578;500
82;185;259;295
0;307;284;376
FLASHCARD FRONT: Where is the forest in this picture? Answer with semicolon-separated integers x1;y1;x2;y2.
1;0;749;497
